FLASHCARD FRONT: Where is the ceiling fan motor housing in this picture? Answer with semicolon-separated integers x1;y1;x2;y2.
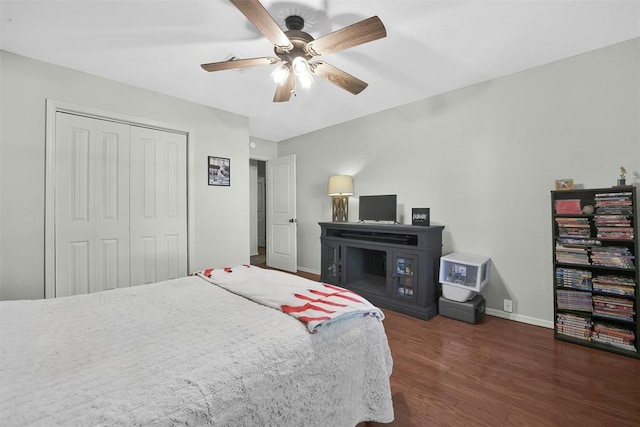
275;31;314;62
274;16;314;63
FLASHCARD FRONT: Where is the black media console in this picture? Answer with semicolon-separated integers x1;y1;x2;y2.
319;222;444;320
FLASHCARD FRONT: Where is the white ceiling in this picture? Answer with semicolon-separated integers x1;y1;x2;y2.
1;0;639;141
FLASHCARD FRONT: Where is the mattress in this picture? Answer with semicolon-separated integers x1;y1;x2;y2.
0;273;394;426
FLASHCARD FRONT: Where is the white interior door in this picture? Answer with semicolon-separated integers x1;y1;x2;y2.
129;126;188;285
266;155;297;272
55;113;131;297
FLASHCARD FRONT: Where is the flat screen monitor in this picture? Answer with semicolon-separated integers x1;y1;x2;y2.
359;195;397;222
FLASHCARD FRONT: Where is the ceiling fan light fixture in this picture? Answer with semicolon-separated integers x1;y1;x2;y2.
291;56;309;75
297;72;314;89
271;63;290;86
291;56;314;89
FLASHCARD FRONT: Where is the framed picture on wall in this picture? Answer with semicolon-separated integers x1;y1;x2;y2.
208;156;230;186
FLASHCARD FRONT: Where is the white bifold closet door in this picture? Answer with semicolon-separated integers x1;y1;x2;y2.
129;126;187;286
54;113;187;297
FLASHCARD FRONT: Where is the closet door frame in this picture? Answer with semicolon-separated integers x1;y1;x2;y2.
44;99;194;299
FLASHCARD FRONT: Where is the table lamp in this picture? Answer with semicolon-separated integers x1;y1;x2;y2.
328;175;353;222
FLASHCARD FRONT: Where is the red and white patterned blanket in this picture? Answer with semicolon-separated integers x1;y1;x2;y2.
195;265;384;333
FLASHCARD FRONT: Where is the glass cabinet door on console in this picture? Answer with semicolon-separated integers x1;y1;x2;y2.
392;252;419;303
321;241;341;285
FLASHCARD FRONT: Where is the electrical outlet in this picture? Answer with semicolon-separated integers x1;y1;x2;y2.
504;299;513;313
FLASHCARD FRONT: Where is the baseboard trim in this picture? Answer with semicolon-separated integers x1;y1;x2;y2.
486;308;553;329
297;266;321;276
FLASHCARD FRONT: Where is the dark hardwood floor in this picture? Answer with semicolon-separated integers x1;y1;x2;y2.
250;246;266;266
288;268;640;426
377;310;639;426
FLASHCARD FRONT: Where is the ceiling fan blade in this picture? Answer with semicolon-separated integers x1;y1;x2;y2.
311;61;368;95
305;16;386;57
273;72;295;102
230;0;293;51
201;56;279;72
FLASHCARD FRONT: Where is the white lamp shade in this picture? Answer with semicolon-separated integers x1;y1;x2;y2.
327;175;354;196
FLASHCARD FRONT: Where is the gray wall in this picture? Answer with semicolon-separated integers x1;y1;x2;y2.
279;38;640;326
0;51;251;300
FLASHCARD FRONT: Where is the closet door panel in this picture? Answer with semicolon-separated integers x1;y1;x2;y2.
54;113;131;297
130;127;187;286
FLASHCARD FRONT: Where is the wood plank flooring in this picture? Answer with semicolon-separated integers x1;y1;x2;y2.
376;310;640;426
289;268;640;426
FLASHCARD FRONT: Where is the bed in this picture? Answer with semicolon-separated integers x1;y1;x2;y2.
0;265;394;426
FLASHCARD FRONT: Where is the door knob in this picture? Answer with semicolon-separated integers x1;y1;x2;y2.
289;218;297;223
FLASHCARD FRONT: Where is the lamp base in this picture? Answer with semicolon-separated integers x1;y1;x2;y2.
332;196;349;222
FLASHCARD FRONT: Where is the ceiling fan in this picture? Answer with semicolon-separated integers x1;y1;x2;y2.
201;0;387;102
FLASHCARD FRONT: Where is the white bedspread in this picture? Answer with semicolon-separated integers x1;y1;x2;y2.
0;274;394;426
196;264;384;333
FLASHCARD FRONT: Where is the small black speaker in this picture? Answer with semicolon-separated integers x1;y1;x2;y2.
411;208;430;226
